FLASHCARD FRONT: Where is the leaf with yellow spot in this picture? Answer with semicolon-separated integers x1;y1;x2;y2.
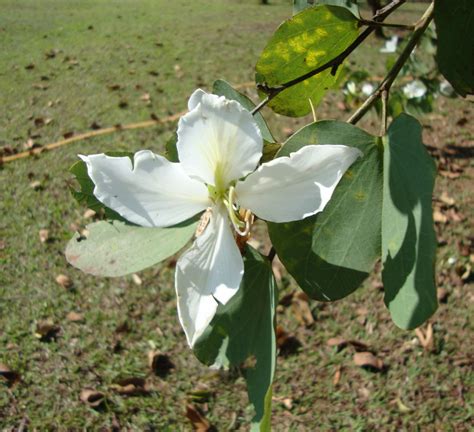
256;5;359;117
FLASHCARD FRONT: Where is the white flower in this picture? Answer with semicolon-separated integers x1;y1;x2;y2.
403;80;427;99
79;89;362;347
361;83;375;96
380;36;398;53
344;81;357;96
439;80;455;97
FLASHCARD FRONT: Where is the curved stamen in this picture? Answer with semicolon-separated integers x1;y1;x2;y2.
226;186;245;232
226;187;254;237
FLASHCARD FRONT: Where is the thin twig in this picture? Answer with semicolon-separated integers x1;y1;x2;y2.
348;2;435;125
267;246;276;263
252;0;407;114
380;89;389;136
359;19;414;30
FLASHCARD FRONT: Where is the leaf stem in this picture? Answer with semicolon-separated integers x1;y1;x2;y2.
251;0;407;115
347;1;435;126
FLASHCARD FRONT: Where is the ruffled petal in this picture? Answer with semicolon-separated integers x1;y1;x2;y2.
177;90;263;188
175;205;244;347
80;150;210;228
235;145;362;223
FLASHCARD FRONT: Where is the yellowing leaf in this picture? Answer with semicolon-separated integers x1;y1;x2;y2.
256;5;359;117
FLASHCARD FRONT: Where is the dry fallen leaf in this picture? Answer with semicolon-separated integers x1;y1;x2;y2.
326;337;368;352
66;311;84;322
140;92;151;103
80;388;105;408
55;274;73;289
433;210;448;224
437;287;449;303
271;256;285;283
276;325;301;356
353;352;384;371
83;209;96;219
439;191;455;206
38;229;50;244
272;396;293;410
111;377;148;396
30;180;42;191
174;64;184;79
357;386;371;400
34;319;60;341
291;292;314;326
439;170;461;179
148;350;175;377
185;404;212;432
333;364;342;386
415;323;434;351
132;273;142;286
23;138;35;150
34;117;52;127
0;363;21;387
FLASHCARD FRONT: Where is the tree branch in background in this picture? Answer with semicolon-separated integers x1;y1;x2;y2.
347;2;435;126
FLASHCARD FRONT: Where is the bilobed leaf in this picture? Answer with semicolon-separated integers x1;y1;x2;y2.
434;0;474;96
212;79;276;143
69;152;133;219
294;0;359;17
66;219;198;277
193;246;277;431
268;121;382;301
381;114;437;329
256;5;360;117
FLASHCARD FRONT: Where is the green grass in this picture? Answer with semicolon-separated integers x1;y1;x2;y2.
1;0;473;430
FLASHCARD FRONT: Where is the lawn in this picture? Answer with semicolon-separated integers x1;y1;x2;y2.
0;0;473;430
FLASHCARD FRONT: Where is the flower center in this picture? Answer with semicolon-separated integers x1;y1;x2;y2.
207;178;253;237
224;186;253;237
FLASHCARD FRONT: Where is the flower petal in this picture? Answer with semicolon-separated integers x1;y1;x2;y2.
80;150;210;228
235;144;362;223
175;205;244;347
177;90;262;188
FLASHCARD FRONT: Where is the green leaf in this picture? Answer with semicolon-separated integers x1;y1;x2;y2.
256;5;360;117
294;0;359;17
213;79;276;143
193;246;277;430
165;132;179;162
65;218;198;277
382;114;437;329
69;152;133;219
268;121;382;301
434;0;474;96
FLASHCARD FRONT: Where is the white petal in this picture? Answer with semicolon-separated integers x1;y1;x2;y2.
403;80;427;99
380;36;398;53
177;90;262;188
80;150;210;228
235;145;362;223
175;205;244;346
187;88;206;111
